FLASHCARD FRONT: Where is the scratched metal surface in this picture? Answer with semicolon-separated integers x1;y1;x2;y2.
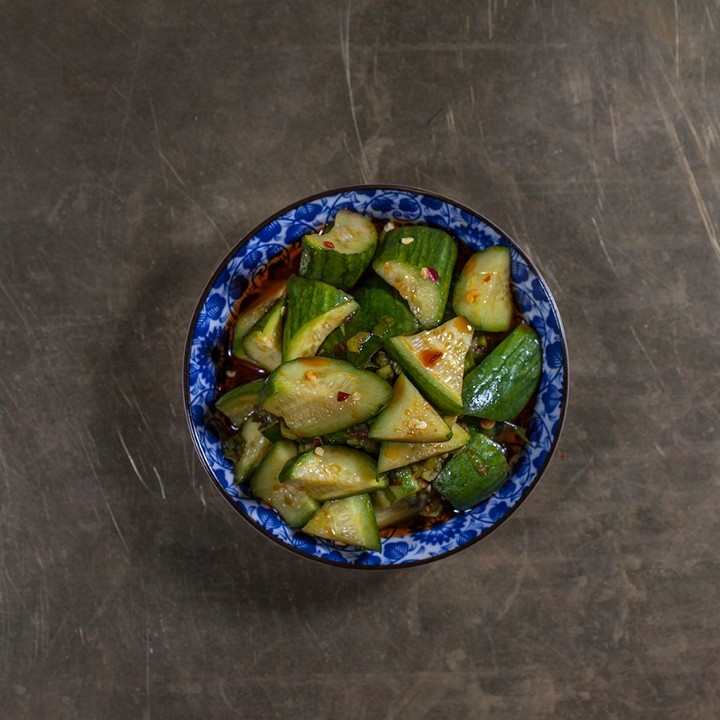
1;1;719;718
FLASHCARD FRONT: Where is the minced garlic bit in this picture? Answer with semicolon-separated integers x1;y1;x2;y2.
400;236;414;245
314;446;325;456
304;370;317;381
409;419;428;430
383;221;396;232
351;391;361;401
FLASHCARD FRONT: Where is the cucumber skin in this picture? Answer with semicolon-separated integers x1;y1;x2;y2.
433;432;509;510
372;226;457;329
462;323;542;421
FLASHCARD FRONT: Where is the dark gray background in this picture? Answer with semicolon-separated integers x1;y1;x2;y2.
2;1;719;718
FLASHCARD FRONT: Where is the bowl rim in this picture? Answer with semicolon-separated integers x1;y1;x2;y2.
183;183;570;569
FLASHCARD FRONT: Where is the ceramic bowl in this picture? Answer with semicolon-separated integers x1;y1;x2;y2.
184;185;568;568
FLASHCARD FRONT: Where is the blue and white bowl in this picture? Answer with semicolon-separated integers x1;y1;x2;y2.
184;186;568;568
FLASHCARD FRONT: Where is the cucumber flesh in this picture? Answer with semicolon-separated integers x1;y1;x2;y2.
280;445;386;501
368;373;451;443
432;432;509;510
462;322;542;421
453;246;514;331
372;225;457;329
259;357;393;438
249;439;320;527
282;276;358;361
301;493;381;551
215;379;265;425
242;297;284;371
377;421;470;473
300;209;378;289
384;316;474;415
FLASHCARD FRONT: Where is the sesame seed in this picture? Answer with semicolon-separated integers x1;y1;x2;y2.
314;446;325;456
400;236;414;245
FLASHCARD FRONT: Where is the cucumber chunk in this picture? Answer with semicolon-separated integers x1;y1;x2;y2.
215;379;265;425
300;209;378;289
282;276;358;361
242;297;284;371
280;446;386;501
453;245;514;331
259;357;393;438
377;421;470;473
384;316;474;415
368;373;451;443
374;495;425;530
432;432;509;510
372;225;457;329
231;281;287;360
233;418;272;484
249;439;320;527
462;322;542;421
342;274;420;367
301;493;381;551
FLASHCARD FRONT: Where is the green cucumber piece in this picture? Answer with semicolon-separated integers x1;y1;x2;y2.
259;357;392;438
280;446;386;501
374;495;425;530
282;276;358;361
462;322;542;421
215;379;265;425
231;281;287;360
242;298;284;371
368;373;451;443
433;432;509;510
372;225;457;329
233;418;272;483
300;209;378;289
301;493;381;551
374;466;423;506
249;439;320;527
342;274;420;367
377;421;470;473
453;246;514;331
384;317;475;415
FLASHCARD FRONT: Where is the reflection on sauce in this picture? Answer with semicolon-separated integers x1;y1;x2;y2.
419;348;444;367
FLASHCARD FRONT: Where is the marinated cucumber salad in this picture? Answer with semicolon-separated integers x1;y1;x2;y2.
213;210;542;552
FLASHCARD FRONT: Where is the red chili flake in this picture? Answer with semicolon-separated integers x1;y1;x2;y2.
324;240;336;249
334;343;346;354
336;391;350;402
421;266;440;282
483;273;493;283
313;437;323;448
349;429;368;438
